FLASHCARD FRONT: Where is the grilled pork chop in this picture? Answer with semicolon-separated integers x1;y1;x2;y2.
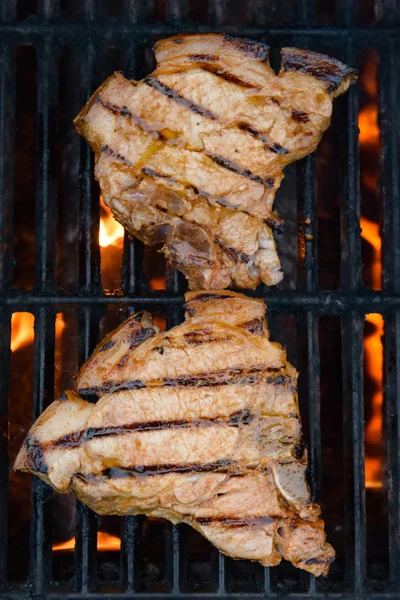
15;291;334;575
74;34;356;290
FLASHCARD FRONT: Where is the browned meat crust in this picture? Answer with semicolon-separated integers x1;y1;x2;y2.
14;290;335;576
74;33;356;290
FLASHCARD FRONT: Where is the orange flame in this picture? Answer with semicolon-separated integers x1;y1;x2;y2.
363;313;383;489
99;196;124;248
99;196;124;289
358;52;383;490
360;218;383;489
360;227;383;485
358;105;379;146
11;313;34;352
53;531;121;552
11;313;66;353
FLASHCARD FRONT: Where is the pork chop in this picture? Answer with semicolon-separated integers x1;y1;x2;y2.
14;290;334;576
74;34;356;289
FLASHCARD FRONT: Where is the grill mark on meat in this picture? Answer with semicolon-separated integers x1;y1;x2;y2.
46;409;254;451
238;122;268;143
293;441;305;459
242;318;264;335
183;329;232;345
238;123;288;154
207;153;267;186
265;176;275;189
291;109;309;123
78;369;292;394
80;380;146;395
127;327;155;349
101;144;133;166
196;516;275;526
79;459;236;480
304;556;336;565
266;375;293;385
223;34;269;63
118;354;130;368
270;143;289;155
145;76;217;120
162;371;259;388
199;64;257;88
189;54;219;62
266;214;286;233
214;239;250;263
98;98;132;118
142;167;177;183
190;292;230;301
98;99;163;139
24;435;48;474
100;340;116;352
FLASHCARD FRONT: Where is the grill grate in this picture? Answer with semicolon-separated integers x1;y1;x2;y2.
1;0;400;598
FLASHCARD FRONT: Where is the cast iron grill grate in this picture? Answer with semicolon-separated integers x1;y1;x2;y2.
0;0;400;598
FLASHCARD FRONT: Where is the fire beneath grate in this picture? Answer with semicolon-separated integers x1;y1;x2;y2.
2;0;400;598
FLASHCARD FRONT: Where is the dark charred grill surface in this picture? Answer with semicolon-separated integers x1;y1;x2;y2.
1;0;400;598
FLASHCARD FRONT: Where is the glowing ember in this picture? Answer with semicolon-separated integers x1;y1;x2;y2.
11;312;34;352
99;196;124;248
53;531;121;552
149;276;166;290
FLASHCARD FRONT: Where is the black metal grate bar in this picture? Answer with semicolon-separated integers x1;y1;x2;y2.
336;0;359;26
29;309;56;594
0;309;11;584
75;308;99;593
166;0;188;23
0;0;15;23
376;0;400;25
383;313;400;588
34;35;59;293
2;290;400;312
297;151;320;596
121;515;137;592
297;0;316;26
380;43;400;293
0;41;15;291
208;0;229;26
341;312;366;591
340;44;362;293
73;5;102;588
0;24;400;44
38;0;61;20
78;34;100;295
5;591;400;599
338;38;366;593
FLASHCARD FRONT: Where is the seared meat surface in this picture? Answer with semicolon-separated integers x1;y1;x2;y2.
15;291;334;576
74;34;356;289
